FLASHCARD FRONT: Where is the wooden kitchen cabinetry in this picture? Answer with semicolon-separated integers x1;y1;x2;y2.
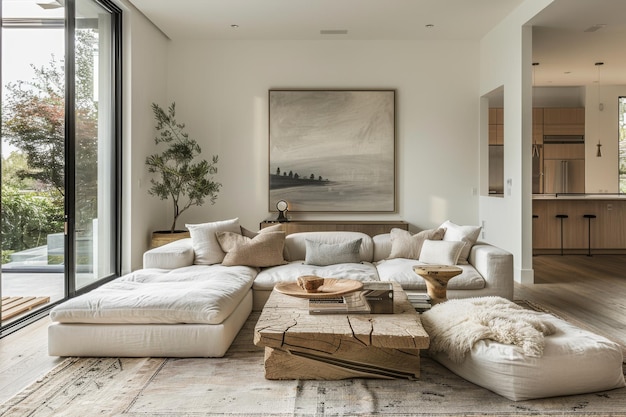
542;108;585;136
260;220;408;237
532;108;544;145
533;199;626;254
488;108;504;145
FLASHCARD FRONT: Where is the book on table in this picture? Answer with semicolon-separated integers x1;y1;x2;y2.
407;293;431;310
309;282;394;314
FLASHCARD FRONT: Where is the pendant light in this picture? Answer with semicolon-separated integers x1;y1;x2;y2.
595;62;604;157
532;62;540;157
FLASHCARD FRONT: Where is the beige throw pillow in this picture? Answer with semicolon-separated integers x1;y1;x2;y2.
388;227;446;260
187;218;241;265
419;240;466;265
216;231;287;267
440;220;481;264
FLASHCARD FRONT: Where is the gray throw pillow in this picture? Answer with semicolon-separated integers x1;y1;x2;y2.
304;238;362;266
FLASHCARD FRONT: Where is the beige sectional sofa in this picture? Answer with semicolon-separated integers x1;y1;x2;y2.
48;219;513;358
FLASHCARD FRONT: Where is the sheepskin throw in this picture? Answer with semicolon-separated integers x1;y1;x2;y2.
421;297;556;363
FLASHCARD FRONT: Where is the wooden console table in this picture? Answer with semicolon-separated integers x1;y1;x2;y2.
253;282;429;380
260;220;408;237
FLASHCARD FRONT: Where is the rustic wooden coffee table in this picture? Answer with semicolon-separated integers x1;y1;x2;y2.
253;281;429;380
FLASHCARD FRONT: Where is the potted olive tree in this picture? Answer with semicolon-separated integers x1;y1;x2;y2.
146;102;221;247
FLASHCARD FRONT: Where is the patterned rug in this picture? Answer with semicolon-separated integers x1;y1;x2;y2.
1;304;625;417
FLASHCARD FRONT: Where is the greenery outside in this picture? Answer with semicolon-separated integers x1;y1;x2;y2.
1;30;98;264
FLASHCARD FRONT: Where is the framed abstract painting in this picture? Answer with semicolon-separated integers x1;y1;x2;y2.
268;89;396;212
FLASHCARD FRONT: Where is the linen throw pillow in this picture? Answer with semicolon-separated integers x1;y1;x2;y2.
440;220;481;264
186;218;241;265
216;231;287;267
419;240;466;265
388;227;446;260
240;223;284;238
304;238;362;266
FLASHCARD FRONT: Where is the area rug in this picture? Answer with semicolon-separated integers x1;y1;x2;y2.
1;305;625;417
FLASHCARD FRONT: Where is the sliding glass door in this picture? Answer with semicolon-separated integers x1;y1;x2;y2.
0;0;121;332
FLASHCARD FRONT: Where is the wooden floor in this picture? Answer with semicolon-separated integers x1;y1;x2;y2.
0;254;625;404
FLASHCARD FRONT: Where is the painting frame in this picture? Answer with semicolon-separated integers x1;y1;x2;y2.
268;89;396;213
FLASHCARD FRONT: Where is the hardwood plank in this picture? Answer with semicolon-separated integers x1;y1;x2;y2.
1;297;51;320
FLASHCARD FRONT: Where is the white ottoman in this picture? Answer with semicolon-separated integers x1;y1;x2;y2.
430;313;625;401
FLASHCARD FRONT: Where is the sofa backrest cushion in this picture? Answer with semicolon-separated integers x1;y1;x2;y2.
284;231;374;262
143;238;195;269
373;233;392;262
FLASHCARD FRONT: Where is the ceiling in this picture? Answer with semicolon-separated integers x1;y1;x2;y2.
128;0;626;87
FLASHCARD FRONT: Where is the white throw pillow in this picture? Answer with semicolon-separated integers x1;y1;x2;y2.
440;220;481;264
419;240;465;265
186;218;241;265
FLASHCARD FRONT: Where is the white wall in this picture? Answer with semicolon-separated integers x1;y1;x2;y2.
119;1;170;271
585;84;624;194
165;40;481;235
479;0;553;284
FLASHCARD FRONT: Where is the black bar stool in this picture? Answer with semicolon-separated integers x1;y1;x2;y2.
555;214;568;256
583;214;596;256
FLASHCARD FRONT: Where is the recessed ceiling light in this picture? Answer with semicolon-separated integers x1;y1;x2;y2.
320;29;348;35
425;24;435;29
584;24;606;33
231;24;239;29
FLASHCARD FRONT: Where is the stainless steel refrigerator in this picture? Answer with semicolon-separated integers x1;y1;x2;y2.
543;159;585;194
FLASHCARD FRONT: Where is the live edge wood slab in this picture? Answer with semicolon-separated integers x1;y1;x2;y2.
253;282;430;380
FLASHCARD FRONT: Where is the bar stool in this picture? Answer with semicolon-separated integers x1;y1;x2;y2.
555;214;568;256
583;214;596;257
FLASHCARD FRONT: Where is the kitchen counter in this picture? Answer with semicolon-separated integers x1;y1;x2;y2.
533;194;626;200
533;198;626;254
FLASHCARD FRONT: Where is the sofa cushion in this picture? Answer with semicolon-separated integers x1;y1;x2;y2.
217;231;287;267
253;261;379;291
304;238;362;266
388;227;445;260
440;220;481;265
283;231;374;262
143;238;195;269
375;258;484;290
50;265;257;325
187;218;242;265
430;313;625;401
419;240;465;265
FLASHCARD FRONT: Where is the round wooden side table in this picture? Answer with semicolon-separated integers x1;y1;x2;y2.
412;265;462;305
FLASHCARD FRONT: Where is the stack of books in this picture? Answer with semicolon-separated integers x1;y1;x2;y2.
309;282;394;315
407;293;431;312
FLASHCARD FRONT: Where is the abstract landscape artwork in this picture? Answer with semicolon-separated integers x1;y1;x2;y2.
269;90;395;212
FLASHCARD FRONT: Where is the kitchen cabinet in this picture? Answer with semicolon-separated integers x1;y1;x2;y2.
488;108;504;145
532;108;544;145
543;108;585;136
533;199;626;254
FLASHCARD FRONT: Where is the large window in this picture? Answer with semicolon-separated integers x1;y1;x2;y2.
618;97;626;194
0;0;121;333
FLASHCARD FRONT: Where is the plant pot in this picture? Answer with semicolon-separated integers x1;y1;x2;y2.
151;230;190;249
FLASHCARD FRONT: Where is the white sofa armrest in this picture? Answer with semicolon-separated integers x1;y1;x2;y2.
143;238;195;269
468;243;514;300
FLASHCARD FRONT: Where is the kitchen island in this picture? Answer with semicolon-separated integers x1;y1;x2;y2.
532;194;626;254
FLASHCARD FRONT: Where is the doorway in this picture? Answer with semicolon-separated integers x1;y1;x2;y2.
0;0;121;333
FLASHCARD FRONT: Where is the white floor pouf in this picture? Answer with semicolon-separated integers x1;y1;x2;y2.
422;298;625;401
